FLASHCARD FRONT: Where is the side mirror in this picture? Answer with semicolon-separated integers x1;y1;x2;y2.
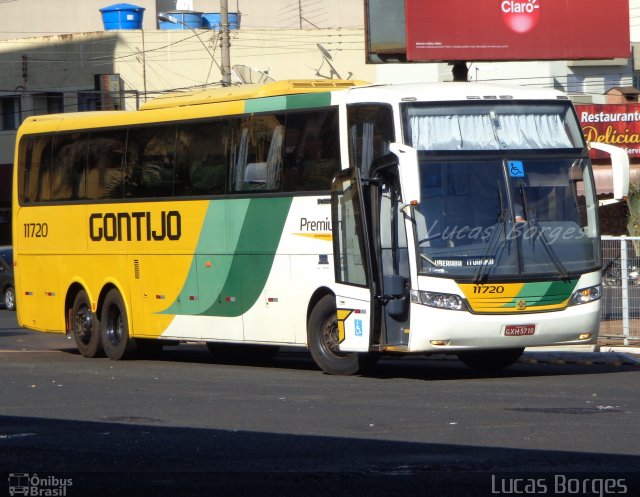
383;274;406;297
389;143;421;206
589;142;629;202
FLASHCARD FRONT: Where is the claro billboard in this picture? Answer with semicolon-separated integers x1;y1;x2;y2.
401;0;629;62
576;104;640;160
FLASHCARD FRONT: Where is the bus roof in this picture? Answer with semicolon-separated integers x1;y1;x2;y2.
139;79;369;110
139;80;569;111
15;80;570;136
343;81;570;105
16;79;369;134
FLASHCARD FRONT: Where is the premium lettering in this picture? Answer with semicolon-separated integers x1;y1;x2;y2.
300;217;331;232
89;211;181;241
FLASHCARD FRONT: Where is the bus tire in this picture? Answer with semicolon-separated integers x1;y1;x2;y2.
3;286;15;311
71;289;102;358
457;348;524;370
100;289;136;360
308;295;360;375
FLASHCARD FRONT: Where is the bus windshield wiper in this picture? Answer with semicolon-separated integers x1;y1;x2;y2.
520;184;569;279
473;182;512;284
473;209;508;284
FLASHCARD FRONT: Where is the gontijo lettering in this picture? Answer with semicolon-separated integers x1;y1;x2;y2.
89;211;181;241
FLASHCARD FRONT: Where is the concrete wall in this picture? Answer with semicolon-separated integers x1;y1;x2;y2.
0;28;376;164
0;0;364;40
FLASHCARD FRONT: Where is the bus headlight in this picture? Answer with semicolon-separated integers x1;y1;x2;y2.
569;285;602;306
411;290;465;310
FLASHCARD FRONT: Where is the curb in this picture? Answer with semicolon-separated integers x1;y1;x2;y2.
598;346;640;355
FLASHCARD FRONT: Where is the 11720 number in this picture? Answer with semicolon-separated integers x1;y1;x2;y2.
23;222;49;238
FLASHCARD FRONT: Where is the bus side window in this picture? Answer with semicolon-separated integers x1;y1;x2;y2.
281;108;340;192
125;125;177;198
347;104;395;176
19;135;53;204
51;132;89;201
18;135;39;205
87;130;126;200
230;114;284;193
176;120;228;196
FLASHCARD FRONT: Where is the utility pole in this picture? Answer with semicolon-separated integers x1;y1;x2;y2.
220;0;232;86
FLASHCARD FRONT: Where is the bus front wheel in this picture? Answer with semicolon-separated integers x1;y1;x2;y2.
456;348;524;370
71;290;102;358
100;289;136;360
308;295;360;375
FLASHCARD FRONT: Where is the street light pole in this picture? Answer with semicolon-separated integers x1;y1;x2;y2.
220;0;232;86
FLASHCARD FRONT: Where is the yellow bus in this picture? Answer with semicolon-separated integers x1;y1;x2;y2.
12;79;628;375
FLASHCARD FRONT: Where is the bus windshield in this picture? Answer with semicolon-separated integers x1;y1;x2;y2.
402;101;599;281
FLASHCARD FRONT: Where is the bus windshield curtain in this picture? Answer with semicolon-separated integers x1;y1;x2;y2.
408;113;574;151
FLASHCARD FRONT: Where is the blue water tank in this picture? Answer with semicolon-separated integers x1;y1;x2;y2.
202;12;241;30
158;10;204;30
100;3;145;30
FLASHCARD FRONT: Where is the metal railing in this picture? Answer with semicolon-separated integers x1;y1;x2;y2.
600;236;640;343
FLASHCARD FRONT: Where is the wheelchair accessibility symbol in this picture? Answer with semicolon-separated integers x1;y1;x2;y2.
508;160;525;178
354;319;363;337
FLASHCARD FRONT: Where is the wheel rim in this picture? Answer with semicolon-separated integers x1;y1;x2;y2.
5;289;14;309
320;313;349;359
105;304;123;347
74;303;93;345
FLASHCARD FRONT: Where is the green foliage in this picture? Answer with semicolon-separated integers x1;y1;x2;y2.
626;179;640;237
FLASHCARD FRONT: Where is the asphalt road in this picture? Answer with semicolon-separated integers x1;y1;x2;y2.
1;310;639;497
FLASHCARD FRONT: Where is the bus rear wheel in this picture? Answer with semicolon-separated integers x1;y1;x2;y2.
456;348;524;370
100;289;136;360
308;295;360;375
3;286;15;311
71;290;102;358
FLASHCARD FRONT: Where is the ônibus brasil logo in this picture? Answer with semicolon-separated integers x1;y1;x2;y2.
500;0;541;34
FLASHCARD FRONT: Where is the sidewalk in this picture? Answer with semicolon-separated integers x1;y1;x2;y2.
523;337;640;366
595;336;640;355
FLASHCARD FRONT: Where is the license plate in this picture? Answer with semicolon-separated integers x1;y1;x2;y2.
504;324;536;336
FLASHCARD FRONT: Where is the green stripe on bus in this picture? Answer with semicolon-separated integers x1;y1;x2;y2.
285;93;332;109
502;279;578;308
161;197;293;317
245;96;287;113
245;93;332;113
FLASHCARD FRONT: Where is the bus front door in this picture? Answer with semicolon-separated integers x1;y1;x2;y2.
331;161;413;358
331;168;374;354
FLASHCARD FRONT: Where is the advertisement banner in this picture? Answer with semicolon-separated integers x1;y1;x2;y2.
405;0;630;62
576;104;640;159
